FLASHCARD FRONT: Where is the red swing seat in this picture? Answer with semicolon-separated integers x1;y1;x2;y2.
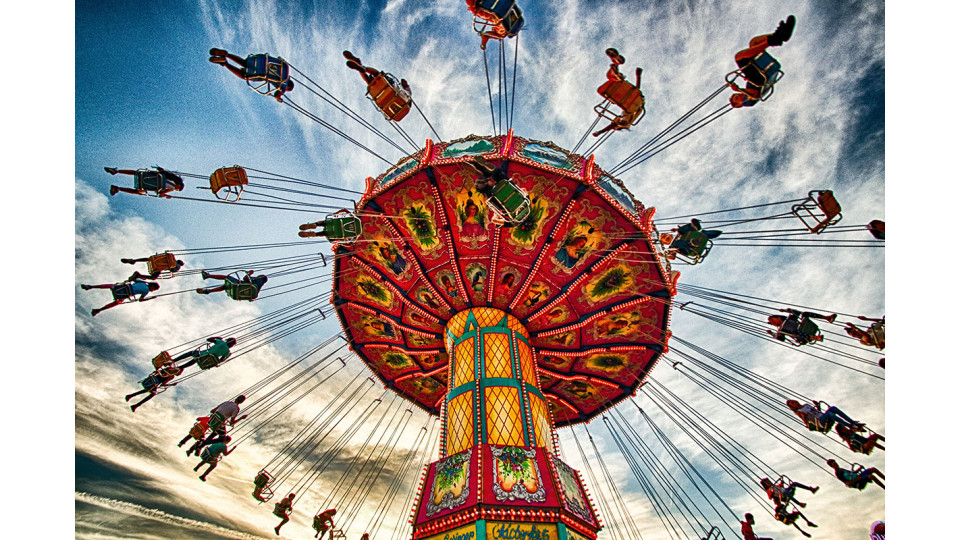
594;80;645;128
792;189;843;233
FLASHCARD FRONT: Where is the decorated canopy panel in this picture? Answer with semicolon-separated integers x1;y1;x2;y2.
332;134;674;427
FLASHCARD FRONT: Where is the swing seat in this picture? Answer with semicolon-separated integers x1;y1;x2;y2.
110;283;133;301
209;166;249;202
792;190;842;233
273;503;290;518
196;352;224;370
797;316;820;337
671;230;713;265
152;350;173;369
147;252;179;275
140;373;163;391
244;54;291;95
367;73;411;121
471;0;524;44
323;212;363;242
199;446;222;463
225;274;262;301
596;80;645;117
487;178;531;224
208;411;227;433
253;469;275;502
867;219;885;240
866;322;885;350
812;417;834;433
702;526;725;540
134;170;165;195
329;529;347;539
726;51;783;102
189;421;207;440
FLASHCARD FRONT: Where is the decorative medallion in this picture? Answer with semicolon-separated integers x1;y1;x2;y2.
427;449;472;516
491;446;546;503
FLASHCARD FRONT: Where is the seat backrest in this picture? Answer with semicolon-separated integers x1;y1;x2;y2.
599;80;644;114
816;190;842;219
478;0;515;19
798;316;819;336
135;171;164;192
226;281;260;300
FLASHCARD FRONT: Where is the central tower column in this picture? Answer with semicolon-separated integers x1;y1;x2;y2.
411;307;601;540
441;307;552;457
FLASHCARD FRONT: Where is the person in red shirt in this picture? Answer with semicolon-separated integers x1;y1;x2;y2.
740;513;773;540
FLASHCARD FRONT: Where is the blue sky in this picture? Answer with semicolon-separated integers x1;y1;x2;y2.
12;0;951;537
70;1;891;538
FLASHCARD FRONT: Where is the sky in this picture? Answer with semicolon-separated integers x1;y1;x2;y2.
11;0;953;537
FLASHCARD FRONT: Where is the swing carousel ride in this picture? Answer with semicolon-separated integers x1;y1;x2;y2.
79;2;885;540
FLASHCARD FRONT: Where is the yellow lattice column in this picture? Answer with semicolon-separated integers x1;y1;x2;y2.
442;308;551;456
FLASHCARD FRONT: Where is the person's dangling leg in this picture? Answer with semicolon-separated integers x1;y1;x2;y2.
81;283;114;290
110;186;145;197
92;300;121;316
821;406;859;429
196;285;226;295
130;392;156;412
125;388;149;401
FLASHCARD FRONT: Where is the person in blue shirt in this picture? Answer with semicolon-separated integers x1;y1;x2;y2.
81;277;160;316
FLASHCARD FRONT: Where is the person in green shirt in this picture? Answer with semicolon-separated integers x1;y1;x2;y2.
175;337;237;370
193;435;234;481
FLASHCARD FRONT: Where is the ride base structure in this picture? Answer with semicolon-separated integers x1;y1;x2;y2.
331;132;676;540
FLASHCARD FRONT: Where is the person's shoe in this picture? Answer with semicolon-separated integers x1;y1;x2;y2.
130;405;137;412
343;50;361;63
201;270;210;280
299;222;317;230
825;313;837;323
177;441;185;447
110;186;119;196
197;288;207;294
199;475;207;482
605;48;625;65
81;284;92;290
209;56;227;64
121;258;135;264
125;394;134;402
345;59;363;72
104;167;118;175
275;526;281;536
299;231;317;238
91;309;100;316
209;48;228;56
808;522;818;528
811;486;819;494
797;501;806;508
768;15;796;47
